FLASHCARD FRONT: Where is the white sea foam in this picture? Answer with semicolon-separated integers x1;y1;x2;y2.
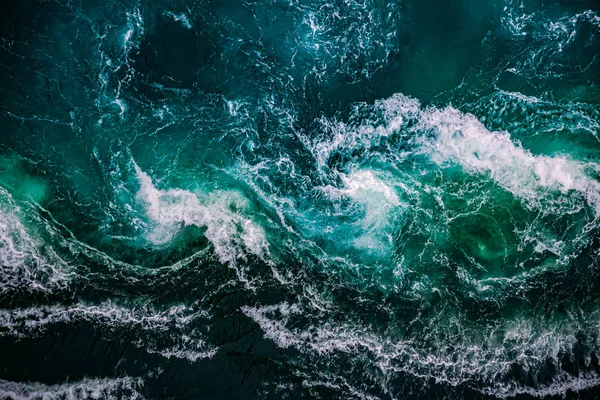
290;0;402;82
318;169;403;252
0;377;144;400
0;302;217;362
502;1;600;41
134;162;269;266
339;170;401;207
416;105;600;213
314;93;600;215
243;302;600;398
309;95;420;169
163;11;192;29
500;3;600;78
0;188;70;294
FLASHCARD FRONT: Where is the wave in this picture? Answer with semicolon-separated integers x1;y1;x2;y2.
2;0;599;397
134;162;270;269
415;104;600;214
0;376;144;400
243;301;600;398
310;93;600;214
234;92;599;294
0;301;217;362
0;188;72;296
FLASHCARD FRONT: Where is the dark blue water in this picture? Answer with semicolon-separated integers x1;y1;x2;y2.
1;0;600;398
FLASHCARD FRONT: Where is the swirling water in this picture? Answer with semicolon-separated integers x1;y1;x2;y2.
1;0;600;398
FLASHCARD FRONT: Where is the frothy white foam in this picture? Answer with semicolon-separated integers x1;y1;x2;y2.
0;188;70;294
0;302;217;362
134;162;269;266
243;302;600;398
314;93;600;215
339;170;401;206
0;377;144;400
309;95;420;170
416;105;600;213
318;169;403;252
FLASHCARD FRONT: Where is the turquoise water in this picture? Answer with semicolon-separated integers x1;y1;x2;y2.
1;0;600;398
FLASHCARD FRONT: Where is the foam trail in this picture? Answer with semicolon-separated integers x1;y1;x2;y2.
482;372;600;399
0;302;217;362
243;302;600;398
0;377;145;400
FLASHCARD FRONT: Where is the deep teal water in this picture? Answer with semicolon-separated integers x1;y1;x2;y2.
1;0;600;398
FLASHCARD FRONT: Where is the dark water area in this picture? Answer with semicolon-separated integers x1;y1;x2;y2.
1;0;600;398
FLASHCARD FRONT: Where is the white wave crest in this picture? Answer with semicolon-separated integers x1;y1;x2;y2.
0;301;217;362
0;188;71;294
0;376;144;400
243;302;600;398
134;162;269;266
308;95;420;170
313;93;600;215
416;105;600;213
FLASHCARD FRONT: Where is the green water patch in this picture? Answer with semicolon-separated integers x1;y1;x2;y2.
449;211;514;277
0;153;48;204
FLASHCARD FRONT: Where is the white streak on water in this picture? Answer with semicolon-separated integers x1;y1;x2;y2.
0;302;218;362
243;302;600;398
0;377;145;400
